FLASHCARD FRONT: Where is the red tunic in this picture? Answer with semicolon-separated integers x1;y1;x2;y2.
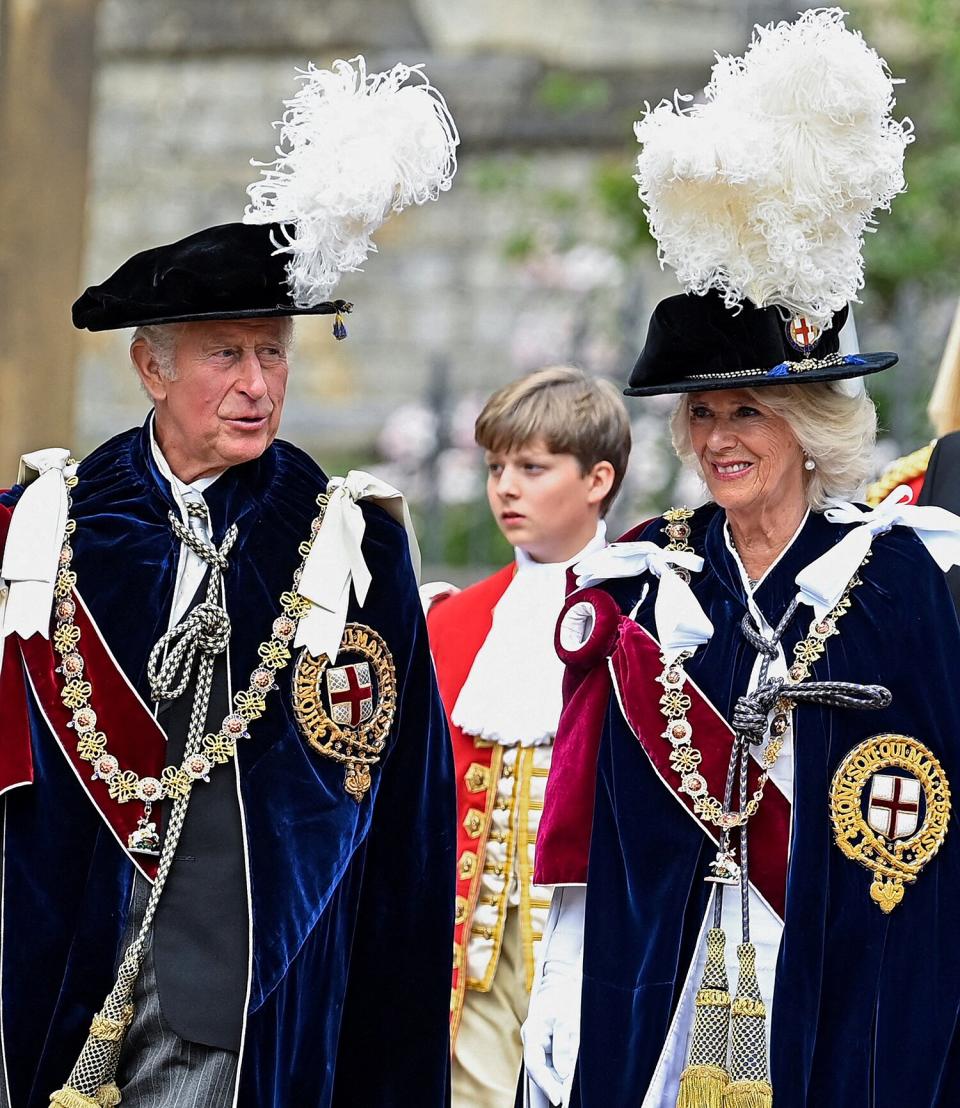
426;564;516;1041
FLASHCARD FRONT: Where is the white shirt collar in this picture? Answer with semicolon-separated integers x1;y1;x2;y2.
149;413;224;504
514;520;607;575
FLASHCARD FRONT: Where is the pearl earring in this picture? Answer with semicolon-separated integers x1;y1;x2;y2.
803;456;816;471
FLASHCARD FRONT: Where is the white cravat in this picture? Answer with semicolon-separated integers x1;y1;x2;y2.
452;523;606;747
149;420;223;630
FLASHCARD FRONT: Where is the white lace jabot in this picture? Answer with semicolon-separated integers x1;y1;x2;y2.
451;523;606;747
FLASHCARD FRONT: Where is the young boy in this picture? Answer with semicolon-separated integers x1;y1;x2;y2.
425;366;631;1106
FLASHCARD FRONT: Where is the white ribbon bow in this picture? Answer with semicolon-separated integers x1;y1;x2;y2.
294;470;420;663
1;449;74;640
796;484;960;619
574;541;714;662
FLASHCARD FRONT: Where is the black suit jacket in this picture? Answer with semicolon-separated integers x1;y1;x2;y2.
917;430;960;611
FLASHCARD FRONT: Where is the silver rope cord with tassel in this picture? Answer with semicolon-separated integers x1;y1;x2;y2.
724;669;888;1108
675;596;794;1108
51;514;238;1108
676;597;890;1108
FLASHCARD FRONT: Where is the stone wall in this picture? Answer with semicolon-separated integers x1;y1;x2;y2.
76;0;801;459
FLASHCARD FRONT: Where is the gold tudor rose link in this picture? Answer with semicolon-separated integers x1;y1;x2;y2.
51;464;328;807
655;507;869;830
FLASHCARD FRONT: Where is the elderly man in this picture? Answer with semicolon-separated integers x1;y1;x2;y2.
0;218;455;1107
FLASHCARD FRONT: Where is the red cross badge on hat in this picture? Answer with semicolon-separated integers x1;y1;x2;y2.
292;622;397;802
326;662;374;727
786;315;821;354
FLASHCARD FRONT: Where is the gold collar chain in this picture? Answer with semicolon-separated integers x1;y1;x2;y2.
655;507;867;830
52;465;325;810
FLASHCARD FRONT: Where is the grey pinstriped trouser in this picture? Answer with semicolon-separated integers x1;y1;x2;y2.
115;876;240;1107
0;869;239;1107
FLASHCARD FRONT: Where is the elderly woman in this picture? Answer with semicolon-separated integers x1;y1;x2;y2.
521;10;960;1106
521;289;960;1108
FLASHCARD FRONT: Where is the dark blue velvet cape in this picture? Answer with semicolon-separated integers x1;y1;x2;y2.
0;420;456;1106
572;504;960;1108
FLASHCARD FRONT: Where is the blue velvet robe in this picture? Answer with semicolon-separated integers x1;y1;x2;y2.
573;504;960;1107
0;420;456;1106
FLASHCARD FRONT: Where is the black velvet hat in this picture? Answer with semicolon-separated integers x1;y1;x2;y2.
626;290;897;396
71;222;352;332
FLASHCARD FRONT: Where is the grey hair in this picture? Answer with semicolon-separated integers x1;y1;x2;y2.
131;324;182;380
130;317;295;382
670;381;878;511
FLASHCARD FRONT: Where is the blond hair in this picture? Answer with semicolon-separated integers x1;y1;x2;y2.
670;381;877;510
927;297;960;437
475;366;631;514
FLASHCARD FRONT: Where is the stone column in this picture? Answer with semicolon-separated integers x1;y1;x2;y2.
0;0;100;480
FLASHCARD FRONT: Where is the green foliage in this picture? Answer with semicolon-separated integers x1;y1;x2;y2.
504;229;538;261
543;187;580;216
473;149;657;267
410;499;511;569
312;446;369;478
593;157;656;257
860;0;960;298
535;72;612;114
466;156;531;195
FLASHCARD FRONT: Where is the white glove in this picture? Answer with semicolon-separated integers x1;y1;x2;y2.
522;885;585;1107
418;580;459;615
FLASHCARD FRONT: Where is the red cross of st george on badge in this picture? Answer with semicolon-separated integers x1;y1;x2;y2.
868;773;921;839
292;623;397;801
326;662;373;727
830;734;950;913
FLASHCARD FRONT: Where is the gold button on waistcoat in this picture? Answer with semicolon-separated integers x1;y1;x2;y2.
455;895;469;924
464;762;491;793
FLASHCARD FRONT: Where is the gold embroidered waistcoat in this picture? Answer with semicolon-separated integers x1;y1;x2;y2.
461;739;553;994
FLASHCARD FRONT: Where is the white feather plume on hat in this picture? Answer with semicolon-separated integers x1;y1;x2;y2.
244;56;459;307
634;7;912;329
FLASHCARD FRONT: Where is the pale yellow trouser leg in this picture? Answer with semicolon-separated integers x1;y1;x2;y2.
452;907;530;1108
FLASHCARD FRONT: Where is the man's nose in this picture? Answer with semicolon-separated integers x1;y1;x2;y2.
236;350;268;399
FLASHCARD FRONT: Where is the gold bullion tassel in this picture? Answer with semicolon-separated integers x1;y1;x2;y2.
723;943;772;1108
49;1085;120;1108
49;1092;101;1108
676;928;731;1108
49;966;136;1107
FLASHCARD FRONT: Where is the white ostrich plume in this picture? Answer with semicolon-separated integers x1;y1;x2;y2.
245;56;459;306
634;7;913;328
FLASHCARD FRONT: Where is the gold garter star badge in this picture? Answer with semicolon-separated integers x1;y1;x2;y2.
830;734;950;912
292;623;397;801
